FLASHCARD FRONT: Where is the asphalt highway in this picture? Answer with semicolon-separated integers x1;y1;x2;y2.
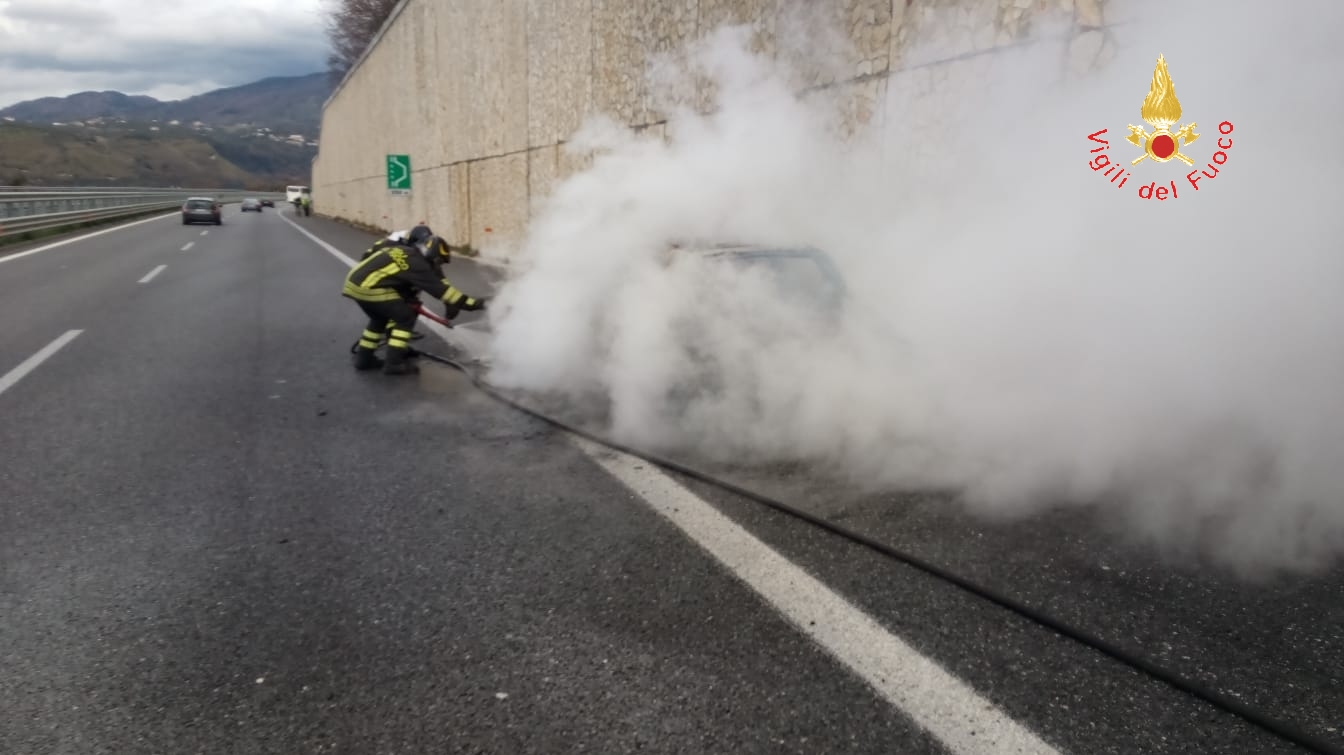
0;205;1337;754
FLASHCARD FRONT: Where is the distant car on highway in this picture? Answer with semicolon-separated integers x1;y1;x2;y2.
182;197;222;225
259;198;274;208
240;198;263;212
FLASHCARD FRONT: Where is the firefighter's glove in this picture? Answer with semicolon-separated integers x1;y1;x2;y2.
443;302;461;320
461;297;487;312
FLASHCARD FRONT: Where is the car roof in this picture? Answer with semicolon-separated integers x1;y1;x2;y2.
704;247;821;260
663;241;848;297
186;196;215;201
665;241;831;261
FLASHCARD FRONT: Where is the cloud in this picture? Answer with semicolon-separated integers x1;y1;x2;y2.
0;0;330;107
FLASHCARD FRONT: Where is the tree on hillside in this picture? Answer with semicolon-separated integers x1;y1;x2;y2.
326;0;403;80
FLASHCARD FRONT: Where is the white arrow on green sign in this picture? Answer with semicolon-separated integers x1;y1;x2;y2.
386;154;411;193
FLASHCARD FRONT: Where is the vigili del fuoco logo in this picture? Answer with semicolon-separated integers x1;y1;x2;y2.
1087;54;1234;201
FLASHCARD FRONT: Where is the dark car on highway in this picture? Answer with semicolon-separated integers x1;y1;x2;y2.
260;198;274;208
182;197;222;225
241;198;263;212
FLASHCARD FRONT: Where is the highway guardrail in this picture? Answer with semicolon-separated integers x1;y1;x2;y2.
0;187;288;239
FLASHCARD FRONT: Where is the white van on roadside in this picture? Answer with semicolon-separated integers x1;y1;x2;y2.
286;185;309;203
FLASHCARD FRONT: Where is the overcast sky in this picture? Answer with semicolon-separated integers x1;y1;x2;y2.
0;0;332;108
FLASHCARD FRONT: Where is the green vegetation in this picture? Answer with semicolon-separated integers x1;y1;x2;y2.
0;121;313;189
0;73;332;137
0;72;333;189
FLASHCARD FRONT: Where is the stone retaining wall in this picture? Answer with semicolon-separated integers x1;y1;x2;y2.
311;0;1121;254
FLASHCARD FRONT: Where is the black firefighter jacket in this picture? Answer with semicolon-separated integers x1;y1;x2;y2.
342;241;477;308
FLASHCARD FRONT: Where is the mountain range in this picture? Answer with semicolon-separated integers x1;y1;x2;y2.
0;73;335;137
0;73;336;189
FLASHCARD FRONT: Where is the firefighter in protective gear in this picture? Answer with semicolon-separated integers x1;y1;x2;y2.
342;224;487;375
347;229;426;352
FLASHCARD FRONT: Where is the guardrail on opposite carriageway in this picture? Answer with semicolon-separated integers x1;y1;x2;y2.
0;186;288;239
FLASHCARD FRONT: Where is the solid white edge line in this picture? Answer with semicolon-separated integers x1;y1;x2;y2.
0;330;83;398
0;212;178;266
278;213;357;266
284;210;1064;752
575;437;1060;755
181;242;194;251
275;211;506;273
138;264;167;284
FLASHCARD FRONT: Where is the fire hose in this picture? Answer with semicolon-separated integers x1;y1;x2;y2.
406;329;1342;755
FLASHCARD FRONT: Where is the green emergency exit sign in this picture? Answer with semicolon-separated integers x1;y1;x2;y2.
386;154;411;194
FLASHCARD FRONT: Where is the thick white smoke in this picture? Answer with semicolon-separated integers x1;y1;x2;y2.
485;0;1344;574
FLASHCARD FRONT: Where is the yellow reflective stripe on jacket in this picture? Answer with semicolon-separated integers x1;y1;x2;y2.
342;253;412;302
341;280;404;302
440;286;466;305
355;261;404;290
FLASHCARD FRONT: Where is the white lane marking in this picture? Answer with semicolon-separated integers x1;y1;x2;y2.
0;212;177;267
278;212;502;274
279;212;357;265
285;210;1062;755
577;438;1060;755
138;264;167;284
181;242;194;251
200;230;209;236
0;330;83;398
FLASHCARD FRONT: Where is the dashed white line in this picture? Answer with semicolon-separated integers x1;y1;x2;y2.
0;213;177;267
284;209;1062;754
138;264;167;284
0;330;82;398
181;242;194;251
199;230;209;236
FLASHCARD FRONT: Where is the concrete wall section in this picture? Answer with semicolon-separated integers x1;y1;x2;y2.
527;0;594;147
311;0;1118;254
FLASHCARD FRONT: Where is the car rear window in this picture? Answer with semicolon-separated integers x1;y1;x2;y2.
719;252;846;309
185;200;213;209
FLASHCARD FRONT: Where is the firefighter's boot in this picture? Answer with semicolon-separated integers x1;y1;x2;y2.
353;348;384;371
352;328;385;371
383;346;419;375
384;327;420;375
